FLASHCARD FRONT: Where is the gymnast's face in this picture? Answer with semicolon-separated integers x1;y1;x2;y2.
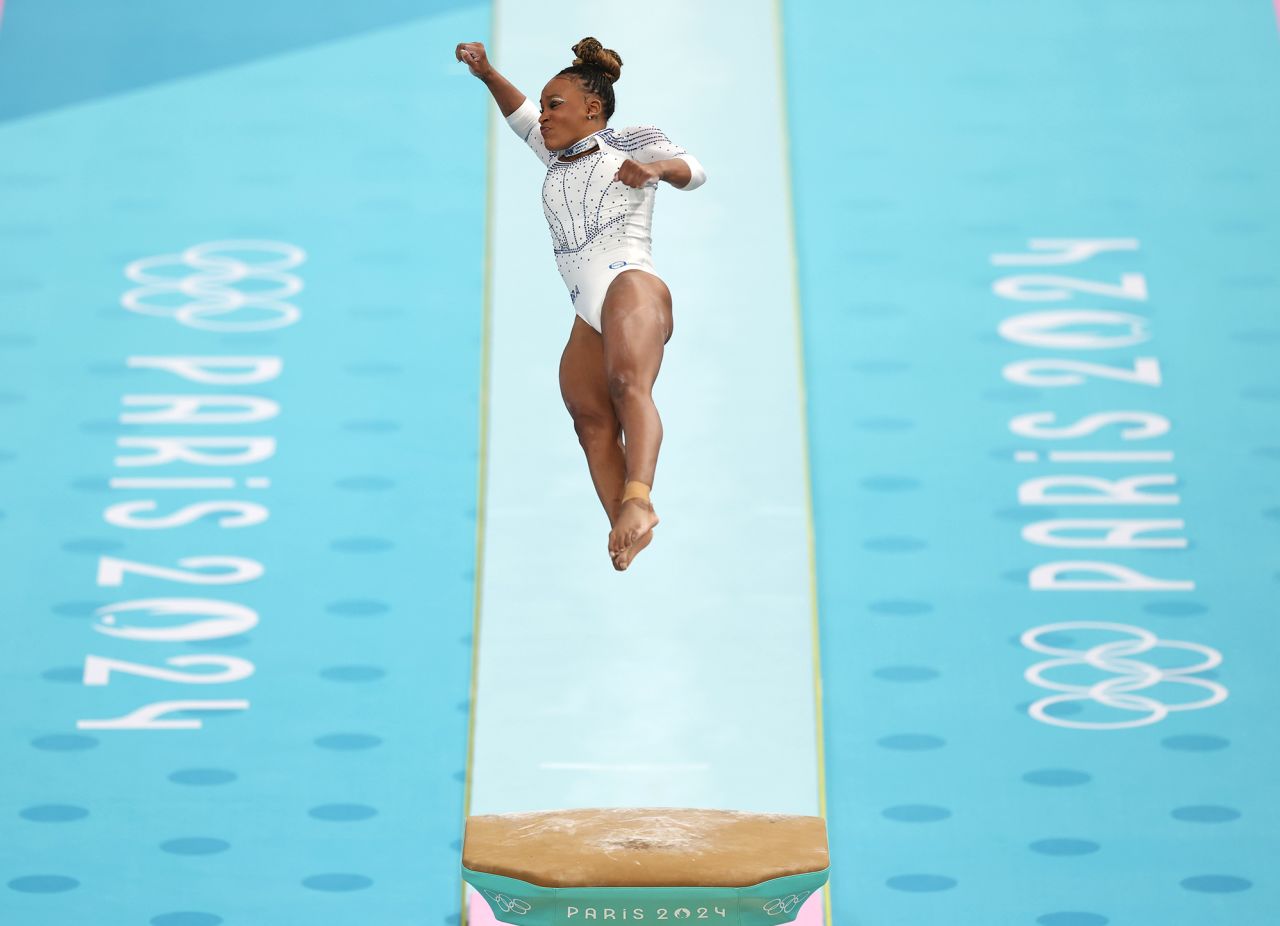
539;77;604;150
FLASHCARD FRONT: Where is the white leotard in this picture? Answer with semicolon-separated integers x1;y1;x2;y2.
504;97;706;332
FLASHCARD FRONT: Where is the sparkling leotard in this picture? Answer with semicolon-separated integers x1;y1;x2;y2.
504;97;706;331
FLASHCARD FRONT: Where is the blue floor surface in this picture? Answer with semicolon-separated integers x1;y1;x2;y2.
787;1;1280;923
3;2;1278;925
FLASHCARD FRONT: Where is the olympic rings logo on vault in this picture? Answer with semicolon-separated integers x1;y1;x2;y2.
1021;621;1227;730
482;890;532;914
763;891;811;916
121;240;306;331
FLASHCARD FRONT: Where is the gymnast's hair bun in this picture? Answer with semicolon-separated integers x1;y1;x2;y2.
571;37;623;83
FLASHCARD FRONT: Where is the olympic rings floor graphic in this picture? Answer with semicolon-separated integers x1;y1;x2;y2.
3;2;1279;926
122;241;307;333
1021;622;1228;731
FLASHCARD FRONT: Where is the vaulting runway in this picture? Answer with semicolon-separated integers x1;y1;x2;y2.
2;2;1278;925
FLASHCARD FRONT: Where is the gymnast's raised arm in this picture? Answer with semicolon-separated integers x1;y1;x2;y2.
456;41;524;116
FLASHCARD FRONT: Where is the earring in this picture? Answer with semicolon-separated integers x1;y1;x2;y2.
589;115;596;120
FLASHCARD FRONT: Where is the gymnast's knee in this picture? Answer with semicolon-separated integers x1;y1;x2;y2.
606;371;650;406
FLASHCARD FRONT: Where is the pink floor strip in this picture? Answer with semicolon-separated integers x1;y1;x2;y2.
468;888;825;925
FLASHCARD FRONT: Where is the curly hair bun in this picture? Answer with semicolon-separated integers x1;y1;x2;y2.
571;36;623;83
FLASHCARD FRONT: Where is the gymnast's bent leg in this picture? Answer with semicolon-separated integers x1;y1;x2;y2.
558;314;654;569
600;268;672;560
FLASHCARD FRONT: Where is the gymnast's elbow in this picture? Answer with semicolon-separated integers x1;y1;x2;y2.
670;154;707;191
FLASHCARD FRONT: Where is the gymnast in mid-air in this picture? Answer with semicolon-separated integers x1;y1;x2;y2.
456;36;706;571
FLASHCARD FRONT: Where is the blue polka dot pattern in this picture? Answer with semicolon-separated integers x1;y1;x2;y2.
1241;385;1280;402
1180;875;1252;893
309;804;378;821
160;838;230;855
1230;326;1280;341
1036;914;1109;926
150;914;224;926
1029;838;1100;856
40;666;83;683
51;600;103;618
1162;734;1230;752
30;734;97;751
20;804;89;822
1171;805;1240;823
8;875;79;893
1023;769;1092;787
1143;600;1207;617
325;599;390;617
1001;567;1031;584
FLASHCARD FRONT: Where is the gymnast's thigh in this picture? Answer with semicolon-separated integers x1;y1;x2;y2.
557;314;615;425
601;268;674;347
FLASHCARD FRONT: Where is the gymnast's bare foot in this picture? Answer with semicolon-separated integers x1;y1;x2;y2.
612;528;654;571
609;498;659;560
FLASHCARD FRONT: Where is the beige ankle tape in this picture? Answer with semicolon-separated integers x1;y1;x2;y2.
622;481;651;504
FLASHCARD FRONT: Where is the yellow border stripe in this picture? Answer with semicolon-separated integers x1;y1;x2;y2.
771;1;833;924
460;1;499;921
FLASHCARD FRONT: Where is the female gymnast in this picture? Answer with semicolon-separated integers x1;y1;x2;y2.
456;37;706;570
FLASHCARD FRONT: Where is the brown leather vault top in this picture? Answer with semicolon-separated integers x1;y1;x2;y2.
462;807;829;888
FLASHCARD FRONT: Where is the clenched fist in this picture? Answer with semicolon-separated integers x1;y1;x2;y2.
613;159;662;188
456;41;493;79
